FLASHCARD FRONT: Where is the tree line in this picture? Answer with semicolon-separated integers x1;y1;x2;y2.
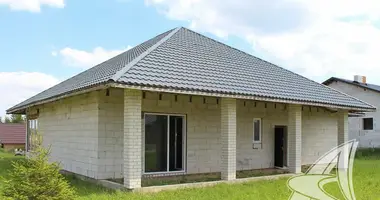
0;114;25;124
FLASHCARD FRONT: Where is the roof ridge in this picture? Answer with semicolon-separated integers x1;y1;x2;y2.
110;27;182;82
180;29;324;84
181;27;261;61
326;76;380;88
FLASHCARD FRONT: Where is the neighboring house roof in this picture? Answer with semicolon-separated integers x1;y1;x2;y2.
7;27;375;113
0;124;25;144
323;77;380;93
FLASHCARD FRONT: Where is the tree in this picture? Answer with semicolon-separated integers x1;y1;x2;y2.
4;116;11;123
10;114;25;123
3;114;25;124
1;135;77;200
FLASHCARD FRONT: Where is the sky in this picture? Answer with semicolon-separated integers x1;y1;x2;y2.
1;0;380;117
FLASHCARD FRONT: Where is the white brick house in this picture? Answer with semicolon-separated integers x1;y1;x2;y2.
8;27;375;189
324;76;380;148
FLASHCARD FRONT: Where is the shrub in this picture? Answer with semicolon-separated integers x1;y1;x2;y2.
1;146;76;200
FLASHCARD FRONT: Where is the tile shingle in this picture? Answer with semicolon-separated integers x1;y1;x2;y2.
7;27;374;113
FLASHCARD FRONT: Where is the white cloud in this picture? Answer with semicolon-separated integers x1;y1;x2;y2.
0;72;59;117
58;46;132;69
0;0;65;12
146;0;380;84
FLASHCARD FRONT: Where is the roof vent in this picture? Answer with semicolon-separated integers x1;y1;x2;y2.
354;75;366;84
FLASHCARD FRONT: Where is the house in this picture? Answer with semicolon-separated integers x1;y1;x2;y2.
0;123;26;151
7;27;375;189
323;75;379;148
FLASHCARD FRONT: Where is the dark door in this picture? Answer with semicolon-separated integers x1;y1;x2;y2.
274;127;285;168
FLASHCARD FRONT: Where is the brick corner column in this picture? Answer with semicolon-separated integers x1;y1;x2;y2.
220;98;237;180
123;89;142;189
337;110;349;169
337;110;348;145
288;104;302;174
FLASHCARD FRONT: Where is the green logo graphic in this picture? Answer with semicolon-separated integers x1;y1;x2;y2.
288;140;358;200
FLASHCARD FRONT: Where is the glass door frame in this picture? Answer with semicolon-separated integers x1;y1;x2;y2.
143;112;187;175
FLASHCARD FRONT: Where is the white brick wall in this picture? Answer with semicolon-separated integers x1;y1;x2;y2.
30;91;100;179
302;107;338;164
142;92;340;173
98;88;124;179
236;100;287;170
142;92;221;173
32;88;343;181
327;81;379;147
29;89;126;180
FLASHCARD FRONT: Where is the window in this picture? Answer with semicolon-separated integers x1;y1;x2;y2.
144;113;186;173
253;118;262;143
363;118;373;130
27;118;39;151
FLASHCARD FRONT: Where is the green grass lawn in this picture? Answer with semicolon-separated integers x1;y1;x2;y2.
1;149;380;199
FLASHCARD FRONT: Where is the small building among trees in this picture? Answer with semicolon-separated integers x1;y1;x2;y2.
0;123;25;151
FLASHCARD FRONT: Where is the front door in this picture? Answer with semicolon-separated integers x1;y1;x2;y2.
274;126;286;168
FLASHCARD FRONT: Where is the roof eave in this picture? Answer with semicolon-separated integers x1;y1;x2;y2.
6;109;26;115
110;83;376;112
6;84;109;115
7;81;375;115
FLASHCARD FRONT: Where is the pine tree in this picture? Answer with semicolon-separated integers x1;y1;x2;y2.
1;145;76;199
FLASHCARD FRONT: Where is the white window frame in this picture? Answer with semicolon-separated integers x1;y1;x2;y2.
253;118;262;143
27;118;38;151
143;113;187;175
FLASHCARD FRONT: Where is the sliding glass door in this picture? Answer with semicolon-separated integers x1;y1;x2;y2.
144;114;185;173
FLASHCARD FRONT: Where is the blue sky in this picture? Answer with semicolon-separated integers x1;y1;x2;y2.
0;0;254;80
0;0;182;78
1;0;380;116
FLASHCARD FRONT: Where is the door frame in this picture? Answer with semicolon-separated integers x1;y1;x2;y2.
143;112;187;175
274;125;288;168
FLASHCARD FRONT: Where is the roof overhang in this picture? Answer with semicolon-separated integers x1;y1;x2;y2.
6;84;108;114
110;83;376;112
349;112;366;117
7;82;376;114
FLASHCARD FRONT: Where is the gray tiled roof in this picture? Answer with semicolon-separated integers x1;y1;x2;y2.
7;28;174;112
323;77;380;93
8;27;374;113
